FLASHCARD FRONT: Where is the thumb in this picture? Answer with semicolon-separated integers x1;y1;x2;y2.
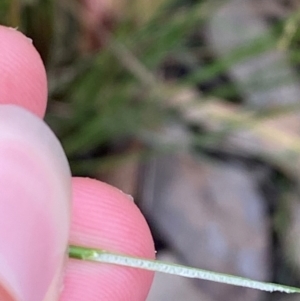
0;105;71;301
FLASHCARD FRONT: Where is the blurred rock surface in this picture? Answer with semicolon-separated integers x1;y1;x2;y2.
139;152;270;301
206;0;300;109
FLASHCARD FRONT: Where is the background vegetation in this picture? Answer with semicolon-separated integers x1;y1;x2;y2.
2;1;300;300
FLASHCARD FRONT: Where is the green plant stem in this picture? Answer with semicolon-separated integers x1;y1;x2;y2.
69;245;300;294
9;0;21;27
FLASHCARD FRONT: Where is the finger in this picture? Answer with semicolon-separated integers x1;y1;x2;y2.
0;106;71;301
0;26;47;117
59;177;155;301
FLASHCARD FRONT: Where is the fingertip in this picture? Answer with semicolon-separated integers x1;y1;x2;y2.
70;177;155;258
61;259;154;301
0;105;71;301
60;177;155;301
0;26;47;117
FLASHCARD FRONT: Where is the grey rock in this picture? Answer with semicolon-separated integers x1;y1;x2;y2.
206;0;300;109
139;152;270;301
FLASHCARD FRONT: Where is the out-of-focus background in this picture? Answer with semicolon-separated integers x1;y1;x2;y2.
3;0;300;300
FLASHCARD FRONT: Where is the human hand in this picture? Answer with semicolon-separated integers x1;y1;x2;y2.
0;25;155;301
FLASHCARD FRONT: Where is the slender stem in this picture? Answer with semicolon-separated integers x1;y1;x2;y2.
69;245;300;294
9;0;21;27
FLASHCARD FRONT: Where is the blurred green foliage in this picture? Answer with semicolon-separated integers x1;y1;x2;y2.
1;0;212;175
1;0;300;176
3;1;300;287
0;0;10;24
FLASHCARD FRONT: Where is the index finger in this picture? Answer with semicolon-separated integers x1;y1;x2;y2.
0;26;47;117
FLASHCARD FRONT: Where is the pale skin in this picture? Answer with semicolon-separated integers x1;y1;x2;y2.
0;25;155;301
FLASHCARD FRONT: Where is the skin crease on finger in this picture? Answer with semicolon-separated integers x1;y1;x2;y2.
0;26;155;300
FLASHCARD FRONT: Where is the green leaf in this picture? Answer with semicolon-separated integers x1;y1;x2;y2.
69;245;300;294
